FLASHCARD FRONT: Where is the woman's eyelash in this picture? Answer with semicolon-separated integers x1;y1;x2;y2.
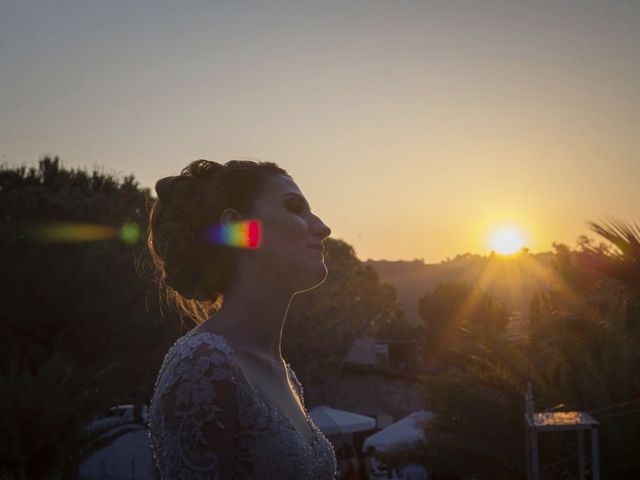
286;201;306;213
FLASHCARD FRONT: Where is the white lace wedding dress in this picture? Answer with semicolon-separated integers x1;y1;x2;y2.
148;329;337;479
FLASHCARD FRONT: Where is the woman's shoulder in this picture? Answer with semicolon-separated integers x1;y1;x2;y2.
168;329;234;361
154;330;239;392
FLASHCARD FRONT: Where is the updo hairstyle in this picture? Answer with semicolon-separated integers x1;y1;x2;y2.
147;159;288;324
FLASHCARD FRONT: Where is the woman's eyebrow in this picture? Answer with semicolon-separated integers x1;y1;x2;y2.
283;192;310;208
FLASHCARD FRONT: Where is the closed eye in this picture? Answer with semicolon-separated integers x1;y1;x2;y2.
285;200;307;214
283;194;311;215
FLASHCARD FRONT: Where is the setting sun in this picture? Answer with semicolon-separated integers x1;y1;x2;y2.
491;228;526;255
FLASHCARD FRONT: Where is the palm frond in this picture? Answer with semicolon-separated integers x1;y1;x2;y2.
589;218;640;262
588;218;640;305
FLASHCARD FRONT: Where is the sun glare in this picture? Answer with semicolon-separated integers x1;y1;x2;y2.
491;228;526;255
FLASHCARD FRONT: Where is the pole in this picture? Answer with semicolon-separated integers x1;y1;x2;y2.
591;426;600;480
531;430;540;480
578;430;585;480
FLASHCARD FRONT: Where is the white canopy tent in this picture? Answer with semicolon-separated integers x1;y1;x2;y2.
309;405;376;435
363;410;433;453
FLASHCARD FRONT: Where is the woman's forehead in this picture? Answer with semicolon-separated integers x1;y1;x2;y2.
262;174;304;199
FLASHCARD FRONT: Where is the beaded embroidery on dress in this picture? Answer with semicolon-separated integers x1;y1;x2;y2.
149;329;337;479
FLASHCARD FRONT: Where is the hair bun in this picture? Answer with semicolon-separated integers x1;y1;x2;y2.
155;176;202;212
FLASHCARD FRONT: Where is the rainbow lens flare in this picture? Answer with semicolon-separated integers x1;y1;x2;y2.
206;220;261;249
25;221;140;244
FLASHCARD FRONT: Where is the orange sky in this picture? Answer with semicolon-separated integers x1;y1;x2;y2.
1;1;639;262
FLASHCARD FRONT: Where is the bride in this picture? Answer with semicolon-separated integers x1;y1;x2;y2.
147;159;335;479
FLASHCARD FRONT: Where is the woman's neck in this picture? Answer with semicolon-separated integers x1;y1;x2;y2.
203;274;294;362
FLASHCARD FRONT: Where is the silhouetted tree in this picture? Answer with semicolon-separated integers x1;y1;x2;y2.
1;156;178;395
587;219;640;318
417;282;508;363
284;238;413;388
0;157;177;478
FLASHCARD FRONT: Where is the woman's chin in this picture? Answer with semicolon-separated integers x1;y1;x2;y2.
295;264;328;293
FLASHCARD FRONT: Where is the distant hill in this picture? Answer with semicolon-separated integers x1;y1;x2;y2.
365;252;555;326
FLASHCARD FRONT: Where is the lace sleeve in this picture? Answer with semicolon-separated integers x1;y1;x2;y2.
150;339;238;480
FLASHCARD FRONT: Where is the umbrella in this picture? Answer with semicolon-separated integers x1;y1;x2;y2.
309;405;376;435
363;410;433;453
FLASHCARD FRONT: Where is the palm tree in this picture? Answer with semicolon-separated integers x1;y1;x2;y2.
588;218;640;315
415;323;555;479
411;301;640;479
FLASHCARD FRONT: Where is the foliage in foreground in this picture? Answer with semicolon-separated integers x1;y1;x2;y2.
0;352;146;480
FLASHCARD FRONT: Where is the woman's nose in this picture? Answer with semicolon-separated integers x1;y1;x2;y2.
311;215;331;239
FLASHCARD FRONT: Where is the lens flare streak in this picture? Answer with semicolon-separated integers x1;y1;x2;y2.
206;220;262;248
25;222;140;244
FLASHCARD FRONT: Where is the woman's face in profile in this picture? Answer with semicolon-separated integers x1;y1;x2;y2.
246;173;331;292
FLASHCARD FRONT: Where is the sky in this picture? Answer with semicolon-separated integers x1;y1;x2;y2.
1;0;639;263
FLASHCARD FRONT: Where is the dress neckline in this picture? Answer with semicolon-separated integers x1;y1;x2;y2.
187;329;320;450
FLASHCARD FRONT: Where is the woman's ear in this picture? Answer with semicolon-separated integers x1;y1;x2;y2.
219;208;242;226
